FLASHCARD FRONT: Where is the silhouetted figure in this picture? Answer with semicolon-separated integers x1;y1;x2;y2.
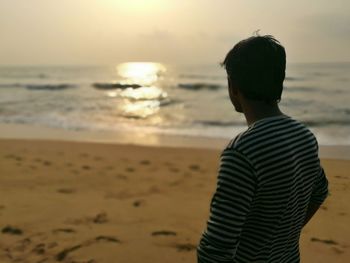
197;35;329;262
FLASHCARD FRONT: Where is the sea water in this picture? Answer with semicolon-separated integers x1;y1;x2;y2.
0;62;349;145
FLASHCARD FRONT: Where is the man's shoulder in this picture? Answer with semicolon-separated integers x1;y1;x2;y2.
225;116;316;152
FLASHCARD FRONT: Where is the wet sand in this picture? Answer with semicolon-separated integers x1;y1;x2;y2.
0;139;349;263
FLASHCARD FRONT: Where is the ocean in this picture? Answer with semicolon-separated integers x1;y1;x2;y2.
0;62;349;145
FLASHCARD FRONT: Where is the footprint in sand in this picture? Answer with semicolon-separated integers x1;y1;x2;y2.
55;244;83;261
310;237;344;254
125;167;135;172
169;167;180;173
332;247;344;254
310;237;338;245
115;174;127;180
132;199;145;207
15;156;23;161
52;228;76;234
31;243;46;255
148;185;161;194
104;165;114;171
55;235;120;261
3;154;14;159
189;164;200;171
81;165;91;170
140;160;151;165
79;153;90;158
151;230;177;236
13;237;31;251
164;161;173;167
169;180;182;186
95;236;120;243
94;156;102;161
13;239;57;258
183;172;191;177
174;243;197;252
71;169;80;175
335;175;348;179
33;159;43;165
42;160;52;166
2;225;23;235
64;212;108;225
92;212;108;224
57;188;76;194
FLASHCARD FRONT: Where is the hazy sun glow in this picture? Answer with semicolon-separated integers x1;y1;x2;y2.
108;0;168;13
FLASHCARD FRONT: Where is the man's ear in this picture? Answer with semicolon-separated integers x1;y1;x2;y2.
227;76;244;113
228;77;239;95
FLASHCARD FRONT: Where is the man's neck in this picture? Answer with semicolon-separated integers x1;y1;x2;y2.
241;100;284;126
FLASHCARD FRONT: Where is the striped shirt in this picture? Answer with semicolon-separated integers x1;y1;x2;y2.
197;114;329;263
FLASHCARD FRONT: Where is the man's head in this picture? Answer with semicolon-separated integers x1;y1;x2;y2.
222;35;286;112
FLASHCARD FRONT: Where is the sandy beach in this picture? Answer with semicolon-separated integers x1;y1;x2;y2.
0;138;349;263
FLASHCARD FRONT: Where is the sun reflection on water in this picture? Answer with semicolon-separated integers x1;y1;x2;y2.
121;100;161;119
120;86;167;100
112;62;168;120
117;62;166;86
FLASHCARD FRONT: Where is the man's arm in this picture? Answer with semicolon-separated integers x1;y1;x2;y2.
197;149;256;263
303;167;329;227
303;202;322;227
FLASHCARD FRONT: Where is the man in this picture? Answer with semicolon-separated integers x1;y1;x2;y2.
197;35;329;262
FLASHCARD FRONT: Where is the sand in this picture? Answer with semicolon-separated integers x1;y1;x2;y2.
0;139;349;263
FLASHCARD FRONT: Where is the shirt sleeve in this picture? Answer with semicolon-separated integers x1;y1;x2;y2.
309;166;329;205
197;148;257;263
309;137;329;205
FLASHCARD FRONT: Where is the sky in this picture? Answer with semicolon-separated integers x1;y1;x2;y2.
0;0;349;65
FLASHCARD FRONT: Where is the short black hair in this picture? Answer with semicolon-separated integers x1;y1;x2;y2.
222;35;286;103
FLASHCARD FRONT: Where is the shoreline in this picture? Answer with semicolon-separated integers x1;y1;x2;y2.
1;123;350;159
0;123;228;150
